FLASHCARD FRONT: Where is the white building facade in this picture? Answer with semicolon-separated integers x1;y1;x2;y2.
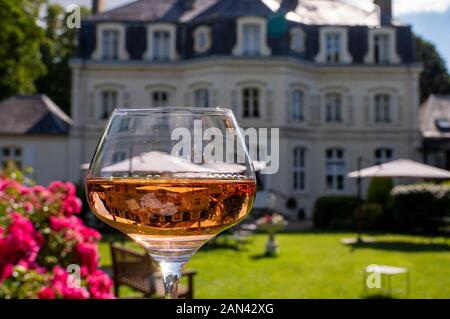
69;0;422;219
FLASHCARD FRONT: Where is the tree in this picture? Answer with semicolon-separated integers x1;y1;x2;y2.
36;4;90;114
0;0;46;101
415;34;450;103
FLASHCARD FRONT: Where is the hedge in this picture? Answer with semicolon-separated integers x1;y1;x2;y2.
313;196;362;229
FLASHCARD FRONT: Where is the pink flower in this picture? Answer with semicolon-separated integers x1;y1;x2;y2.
38;287;56;299
23;202;33;212
51;266;90;299
62;196;82;215
87;270;115;299
76;242;98;273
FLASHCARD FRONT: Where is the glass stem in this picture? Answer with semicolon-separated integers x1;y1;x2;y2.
158;260;185;299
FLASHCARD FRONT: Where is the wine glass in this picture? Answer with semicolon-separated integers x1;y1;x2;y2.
86;107;257;298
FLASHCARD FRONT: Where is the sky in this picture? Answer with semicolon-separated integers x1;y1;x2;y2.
51;0;450;68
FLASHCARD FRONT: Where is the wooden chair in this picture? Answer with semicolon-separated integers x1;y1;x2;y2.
109;242;196;298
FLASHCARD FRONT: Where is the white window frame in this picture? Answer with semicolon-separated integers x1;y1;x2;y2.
293;147;306;192
325;93;343;123
1;146;23;169
100;90;118;120
315;27;352;64
374;93;392;123
232;17;271;57
242;87;261;118
375;148;393;164
144;23;177;61
146;84;176;108
111;151;127;164
194;88;210;108
290;27;306;53
193;25;212;53
291;89;305;121
364;27;400;64
92;84;124;122
325;148;346;192
92;23;129;60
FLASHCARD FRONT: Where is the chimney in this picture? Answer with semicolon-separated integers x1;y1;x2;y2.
374;0;392;25
92;0;105;14
278;0;300;13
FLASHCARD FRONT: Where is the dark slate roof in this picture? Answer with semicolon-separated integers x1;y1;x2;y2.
0;95;73;135
420;95;450;138
87;0;219;22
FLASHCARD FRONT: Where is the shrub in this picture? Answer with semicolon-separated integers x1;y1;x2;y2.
367;177;394;205
313;196;362;229
391;183;450;232
355;203;385;230
0;165;114;299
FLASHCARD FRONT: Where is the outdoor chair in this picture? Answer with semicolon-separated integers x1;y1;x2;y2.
109;242;196;298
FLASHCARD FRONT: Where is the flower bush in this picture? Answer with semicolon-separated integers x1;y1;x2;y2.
0;165;113;299
256;213;288;233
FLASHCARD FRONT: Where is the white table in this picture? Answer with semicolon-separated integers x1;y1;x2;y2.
363;265;410;297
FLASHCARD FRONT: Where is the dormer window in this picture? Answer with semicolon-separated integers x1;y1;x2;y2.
365;28;400;64
102;30;119;60
290;28;305;53
374;34;390;64
233;17;271;57
315;27;352;64
325;33;341;63
145;24;177;61
243;24;261;56
153;31;170;61
92;23;129;61
193;26;212;53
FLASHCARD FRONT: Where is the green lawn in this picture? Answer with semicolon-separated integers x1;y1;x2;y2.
99;231;450;299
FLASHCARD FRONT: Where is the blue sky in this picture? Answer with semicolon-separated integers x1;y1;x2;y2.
52;0;450;69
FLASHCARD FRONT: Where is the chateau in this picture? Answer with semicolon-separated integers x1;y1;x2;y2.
1;0;423;220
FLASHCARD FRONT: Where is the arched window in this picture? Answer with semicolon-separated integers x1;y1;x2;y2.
293;147;306;191
194;88;210;108
375;148;393;164
100;90;117;119
242;87;260;118
291;89;304;121
325;148;345;191
325;93;343;122
374;93;391;123
151;91;169;107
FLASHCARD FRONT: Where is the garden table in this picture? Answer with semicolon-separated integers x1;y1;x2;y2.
363;265;410;297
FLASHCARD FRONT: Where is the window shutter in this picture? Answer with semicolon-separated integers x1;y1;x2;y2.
231;89;237;116
397;95;402;125
88;92;95;121
310;94;321;124
286;90;291;123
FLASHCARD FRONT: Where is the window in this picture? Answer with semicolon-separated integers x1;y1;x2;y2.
435;118;450;132
374;94;391;123
101;90;117;119
290;28;305;53
153;31;170;61
194;89;209;108
326;149;345;191
243;24;261;56
152;91;169;107
325;93;342;122
291;89;304;121
325;33;341;63
102;30;119;60
112;152;126;164
1;147;22;169
119;118;131;132
375;148;393;165
293;147;305;191
374;34;390;64
242;88;260;118
194;26;211;53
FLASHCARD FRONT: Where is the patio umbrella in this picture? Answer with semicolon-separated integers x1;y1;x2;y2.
347;159;450;179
